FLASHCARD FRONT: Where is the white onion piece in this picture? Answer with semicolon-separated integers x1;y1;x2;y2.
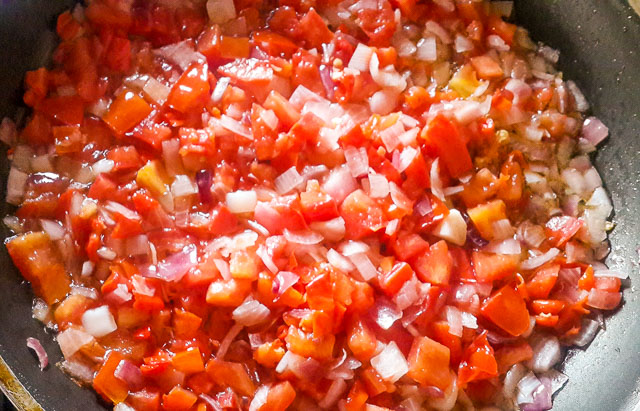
505;78;532;105
432;0;454;12
81;306;117;338
544;369;569;395
348;43;374;72
521;248;560;270
569;318;600;347
369;53;407;92
368;173;390;199
97;247;117;261
432;209;467;246
114;404;136;411
416;36;437;62
445;306;463;337
220;115;252;139
539;45;560;63
275;166;304;194
211;76;230;104
213;258;231;281
232;298;271;326
461;312;478;329
487;34;510;51
32;299;49;323
492;219;515;241
323;166;358;204
398;127;420;146
485;238;521;255
344;146;369;178
380;121;404;152
428;373;458;411
319;379;347;409
6;167;28;205
370;342;409;383
566;80;589;112
327;249;355;272
284;229;323;245
40;220;65;241
154;40;206;71
531;335;562;372
582;117;609;146
249;385;269;411
430;158;445;201
517;372;542;405
369;89;400;115
385;219;400;236
504;363;528;397
217;323;243;360
91;159;115;175
289;85;325;111
226;190;257;213
348;252;377;281
309;217;346;242
594;269;628;279
425;21;452;44
206;0;236;24
57;328;94;359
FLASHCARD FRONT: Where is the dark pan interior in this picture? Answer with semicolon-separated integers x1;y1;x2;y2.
0;1;639;410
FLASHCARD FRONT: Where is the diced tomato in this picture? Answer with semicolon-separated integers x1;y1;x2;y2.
252;30;299;58
494;342;533;373
481;285;531;337
206;359;255;397
107;146;142;172
413;240;452;286
379;262;414;296
300;181;339;222
526;264;560;299
423;115;473;178
545;216;584;247
391;232;429;261
103;90;152;135
263;90;301;128
166;63;210;113
457;331;498;386
470;55;504;79
6;232;71;305
298;9;333;49
356;0;396;46
472;251;519;283
162;386;198;411
347;316;378;362
340;190;386;240
93;351;129;404
407;336;453;391
36;95;85;126
262;381;296;411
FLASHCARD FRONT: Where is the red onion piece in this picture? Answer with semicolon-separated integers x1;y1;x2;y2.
154;245;198;282
114;359;144;391
370;342;409;383
273;271;300;297
200;394;224;411
319;65;335;101
344;146;369;178
284;228;323;245
369;298;402;330
521;248;560;270
26;337;48;371
581;116;609;146
196;170;212;204
323;166;358;204
587;289;622;310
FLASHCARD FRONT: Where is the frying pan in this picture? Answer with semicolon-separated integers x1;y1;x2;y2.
0;1;639;410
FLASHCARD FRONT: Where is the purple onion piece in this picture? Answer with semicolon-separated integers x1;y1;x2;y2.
196;169;212;204
319;64;335;101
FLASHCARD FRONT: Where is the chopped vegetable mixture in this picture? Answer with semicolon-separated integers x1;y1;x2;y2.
1;0;623;410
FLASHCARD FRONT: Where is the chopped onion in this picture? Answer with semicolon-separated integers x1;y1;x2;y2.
370;298;402;330
323;166;358;204
0;117;16;145
32;299;49;323
344;146;369;178
539;45;560;63
309;217;346;242
416;36;437;62
273;271;299;297
492;219;515;241
275;166;304;194
425;21;452;44
284;228;323;245
211;77;230;104
142;77;170;105
430;158;445;201
6;167;28;205
487;34;510;51
26;337;48;371
370;342;409;383
82;306;117;338
389;183;413;212
432;209;467;246
531;335;562;372
91;158;114;175
566;80;589;112
505;78;532;105
40;220;65;241
233;298;271;326
57;328;94;359
71;285;99;300
380;121;404;152
327;249;355;272
521;248;560;270
569;318;600;347
249;385;269;411
152;245;197;282
319;378;347;409
206;0;236;24
256;244;278;273
369;53;407;92
348;252;377;281
461;312;478;329
504;363;528;397
369;89;400;115
432;0;454;12
445;306;463;337
485;238;521;255
385;219;400;236
97;247;117;261
154;40;205;71
289;85;325;111
348;43;374;72
59;360;94;383
212;258;231;281
114;403;136;411
587;289;621;310
226;190;257;213
517;372;542;406
581;116;609;146
114;360;144;391
216;323;242;360
594;268;628;279
220;115;252;139
367;173;390;199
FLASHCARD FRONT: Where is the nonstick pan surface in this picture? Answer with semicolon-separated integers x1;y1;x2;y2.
0;1;638;410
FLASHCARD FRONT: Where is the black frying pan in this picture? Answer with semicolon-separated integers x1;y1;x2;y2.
0;1;639;410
